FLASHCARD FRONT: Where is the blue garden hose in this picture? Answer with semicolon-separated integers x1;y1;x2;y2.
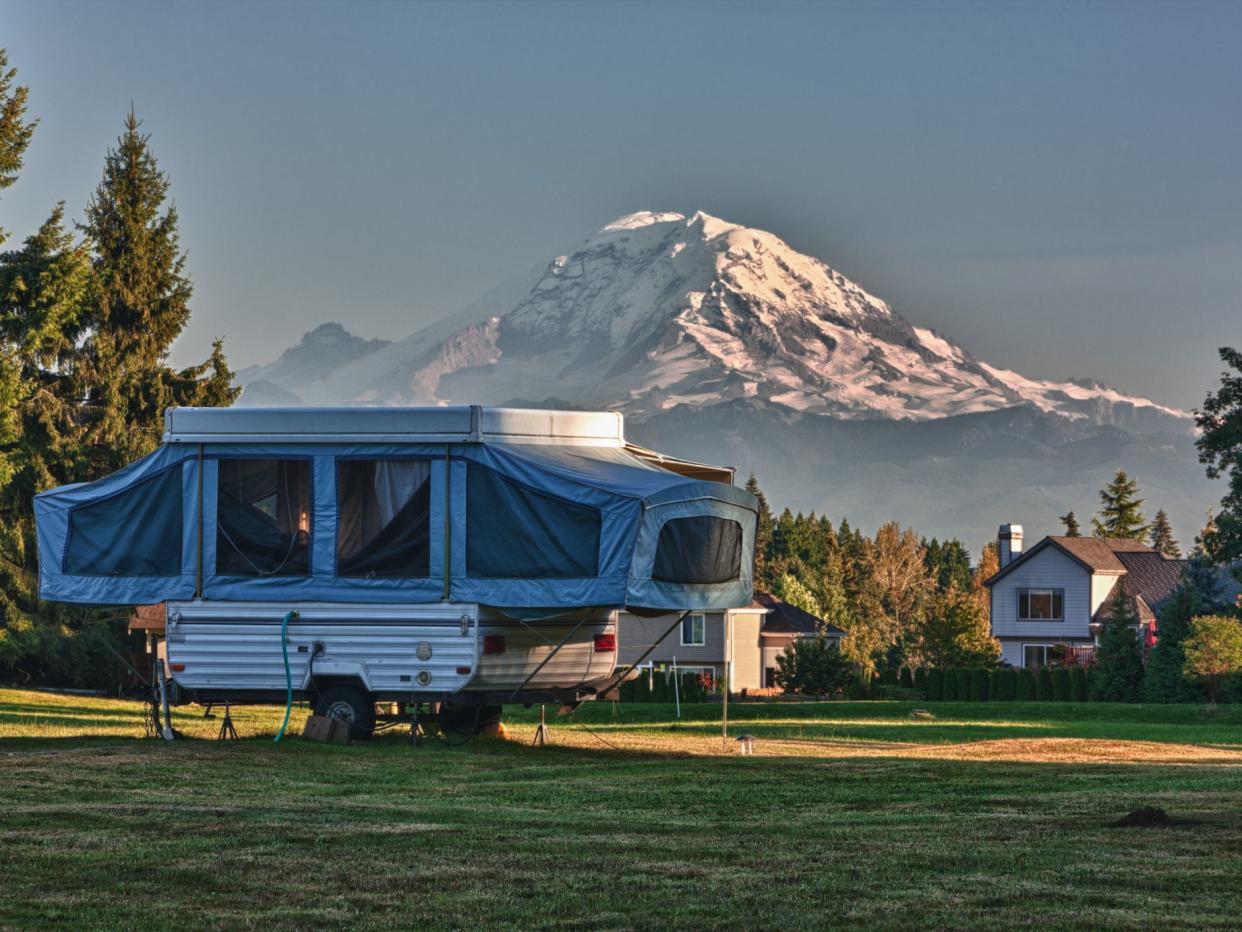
274;610;298;742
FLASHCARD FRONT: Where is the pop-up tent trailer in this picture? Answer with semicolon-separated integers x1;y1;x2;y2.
37;406;756;612
35;406;757;731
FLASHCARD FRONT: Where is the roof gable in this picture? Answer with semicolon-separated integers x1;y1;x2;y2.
985;535;1158;586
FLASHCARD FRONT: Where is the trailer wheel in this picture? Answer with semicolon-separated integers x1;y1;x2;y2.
438;702;503;738
314;684;375;740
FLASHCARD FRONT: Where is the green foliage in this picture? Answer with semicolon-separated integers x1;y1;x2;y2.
773;572;821;618
1035;666;1053;701
1091;469;1147;540
0;88;239;687
1183;614;1242;703
913;666;928;695
774;637;854;698
0;50;37;242
941;667;957;701
1016;668;1036;701
899;666;914;689
1144;583;1206;703
1059;511;1081;537
990;668;1017;701
1196;348;1242;565
969;667;989;701
1147;509;1181;558
924;667;943;700
1051;667;1072;702
1070;666;1088;702
955;668;972;702
917;584;1000;669
1089;584;1146;703
923;538;972;592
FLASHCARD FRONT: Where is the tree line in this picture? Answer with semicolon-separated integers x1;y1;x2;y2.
0;51;237;685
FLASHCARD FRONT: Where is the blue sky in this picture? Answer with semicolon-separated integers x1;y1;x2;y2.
3;0;1240;407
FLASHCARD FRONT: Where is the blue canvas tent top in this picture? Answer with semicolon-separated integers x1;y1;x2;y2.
35;406;757;614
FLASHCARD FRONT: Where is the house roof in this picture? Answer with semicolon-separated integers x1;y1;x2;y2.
984;535;1157;586
752;590;846;637
1093;552;1186;624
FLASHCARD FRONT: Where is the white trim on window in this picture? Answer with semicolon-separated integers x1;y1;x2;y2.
1018;588;1065;621
1022;643;1054;668
680;613;706;647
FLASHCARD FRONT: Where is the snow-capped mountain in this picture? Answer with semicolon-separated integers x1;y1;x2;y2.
238;210;1213;544
243;210;1186;433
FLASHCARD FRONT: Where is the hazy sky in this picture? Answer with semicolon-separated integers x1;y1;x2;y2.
3;0;1240;408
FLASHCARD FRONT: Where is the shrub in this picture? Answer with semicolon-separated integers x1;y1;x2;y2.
990;668;1016;701
941;668;958;701
914;667;928;696
1016;668;1036;701
955;668;972;702
925;668;943;701
775;637;855;697
1051;667;1072;702
1070;666;1088;702
1035;666;1053;701
969;668;990;702
880;668;898;687
899;667;915;690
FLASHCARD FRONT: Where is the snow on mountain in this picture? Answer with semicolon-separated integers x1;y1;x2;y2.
247;210;1187;433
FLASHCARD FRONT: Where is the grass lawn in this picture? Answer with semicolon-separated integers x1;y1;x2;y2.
2;689;1241;929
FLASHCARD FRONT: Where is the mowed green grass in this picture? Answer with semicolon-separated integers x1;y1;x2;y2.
2;689;1241;930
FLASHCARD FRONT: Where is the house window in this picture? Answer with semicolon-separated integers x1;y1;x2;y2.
1018;588;1064;621
1023;644;1053;668
681;613;706;647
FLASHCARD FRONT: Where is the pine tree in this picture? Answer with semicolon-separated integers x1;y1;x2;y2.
744;473;774;586
1147;508;1181;558
1196;347;1242;566
1089;583;1146;702
77;109;238;471
0;50;36;244
1092;469;1148;539
1059;511;1081;537
1143;581;1204;703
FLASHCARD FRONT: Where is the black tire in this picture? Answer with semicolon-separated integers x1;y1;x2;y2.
313;684;376;739
438;702;503;738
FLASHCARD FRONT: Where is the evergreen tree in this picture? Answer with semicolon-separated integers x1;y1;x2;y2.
1089;583;1146;702
77;109;237;471
1143;581;1205;703
1148;508;1181;558
924;537;972;592
1059;511;1081;537
1196;347;1242;566
0;100;239;686
773;572;822;618
0;50;36;243
745;473;774;587
1092;469;1147;539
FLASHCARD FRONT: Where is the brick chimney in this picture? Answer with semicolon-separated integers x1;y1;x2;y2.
998;524;1024;568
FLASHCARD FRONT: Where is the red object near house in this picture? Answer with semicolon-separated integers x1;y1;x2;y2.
1144;621;1158;648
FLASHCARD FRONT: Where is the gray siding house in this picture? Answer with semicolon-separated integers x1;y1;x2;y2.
984;524;1185;668
617;592;843;691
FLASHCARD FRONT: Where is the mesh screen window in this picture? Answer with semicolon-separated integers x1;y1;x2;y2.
651;516;742;584
336;459;431;578
216;459;311;576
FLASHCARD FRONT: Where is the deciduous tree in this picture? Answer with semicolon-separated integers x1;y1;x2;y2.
1182;614;1242;704
1196;347;1242;566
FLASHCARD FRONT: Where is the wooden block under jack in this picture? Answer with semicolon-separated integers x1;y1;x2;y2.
303;714;351;745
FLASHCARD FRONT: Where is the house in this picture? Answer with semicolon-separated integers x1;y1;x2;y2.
616;592;844;691
983;523;1186;668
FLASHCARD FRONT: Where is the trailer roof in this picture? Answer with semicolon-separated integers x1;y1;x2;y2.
163;405;626;446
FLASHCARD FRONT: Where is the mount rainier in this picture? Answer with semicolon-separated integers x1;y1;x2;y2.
240;210;1212;546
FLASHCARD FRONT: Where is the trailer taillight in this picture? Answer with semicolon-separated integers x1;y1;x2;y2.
170;663;186;672
483;634;506;655
456;666;472;675
593;633;616;653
